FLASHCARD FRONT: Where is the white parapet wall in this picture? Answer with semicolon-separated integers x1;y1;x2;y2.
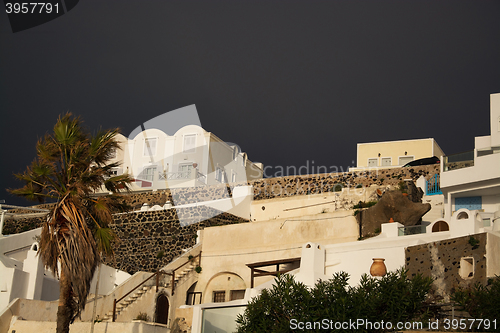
8;320;169;333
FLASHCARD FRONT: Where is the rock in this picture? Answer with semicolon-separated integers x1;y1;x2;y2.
357;190;431;237
403;179;424;203
171;317;190;333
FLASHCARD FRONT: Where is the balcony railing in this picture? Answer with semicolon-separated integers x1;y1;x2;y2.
159;170;192;180
196;171;207;184
157;170;207;185
443;150;474;171
398;224;426;236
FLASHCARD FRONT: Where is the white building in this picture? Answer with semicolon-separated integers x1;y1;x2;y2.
107;121;263;191
440;92;500;226
3;96;500;333
0;206;131;320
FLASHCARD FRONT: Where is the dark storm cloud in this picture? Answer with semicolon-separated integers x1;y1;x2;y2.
1;0;499;205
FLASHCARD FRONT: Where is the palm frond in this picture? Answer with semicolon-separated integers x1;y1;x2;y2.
94;227;118;258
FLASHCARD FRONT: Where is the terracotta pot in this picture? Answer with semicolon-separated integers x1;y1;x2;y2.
370;258;387;277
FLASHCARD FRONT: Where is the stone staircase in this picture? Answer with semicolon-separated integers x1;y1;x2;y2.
102;286;153;321
102;255;200;322
165;255;200;290
422;194;445;223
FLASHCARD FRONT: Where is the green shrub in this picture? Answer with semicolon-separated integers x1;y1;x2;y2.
156;250;164;259
452;277;500;331
398;181;407;193
353;201;377;209
195;266;202;273
468;236;480;250
135;312;150;321
236;268;433;333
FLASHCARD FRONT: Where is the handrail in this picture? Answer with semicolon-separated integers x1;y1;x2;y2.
112;270;169;322
283;200;335;211
111;251;202;321
173;252;201;273
170;252;201;296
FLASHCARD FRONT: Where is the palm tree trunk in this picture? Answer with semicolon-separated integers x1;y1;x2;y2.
56;270;72;333
90;261;101;333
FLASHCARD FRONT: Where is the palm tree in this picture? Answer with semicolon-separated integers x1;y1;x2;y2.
10;113;133;333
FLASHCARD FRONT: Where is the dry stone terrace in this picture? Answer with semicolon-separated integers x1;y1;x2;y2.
405;233;488;299
3;165;440;272
106;207;247;273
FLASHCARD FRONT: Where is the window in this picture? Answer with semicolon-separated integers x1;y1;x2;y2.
213;291;225;303
183;134;196;153
431;220;449;232
398;156;414;165
142;166;156;181
230;290;245;301
178;163;193;174
368;158;378;167
455;196;482;211
231;172;236;183
143;138;157;157
381;157;391;166
459;257;474;279
215;167;226;183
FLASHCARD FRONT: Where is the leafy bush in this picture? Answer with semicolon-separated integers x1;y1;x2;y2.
452;277;500;331
468;236;480;250
236;268;433;333
156;250;164;259
353;201;377;209
135;312;150;321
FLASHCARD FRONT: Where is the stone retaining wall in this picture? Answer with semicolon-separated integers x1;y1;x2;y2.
3;165;439;235
3;216;45;235
249;165;438;200
106;207;248;273
405;233;487;300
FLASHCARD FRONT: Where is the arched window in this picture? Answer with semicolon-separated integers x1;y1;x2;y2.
432;221;449;232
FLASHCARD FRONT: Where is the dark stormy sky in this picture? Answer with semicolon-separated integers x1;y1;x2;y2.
1;1;500;206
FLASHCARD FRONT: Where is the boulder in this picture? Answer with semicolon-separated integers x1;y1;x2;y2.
403;179;424;203
357;190;431;237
